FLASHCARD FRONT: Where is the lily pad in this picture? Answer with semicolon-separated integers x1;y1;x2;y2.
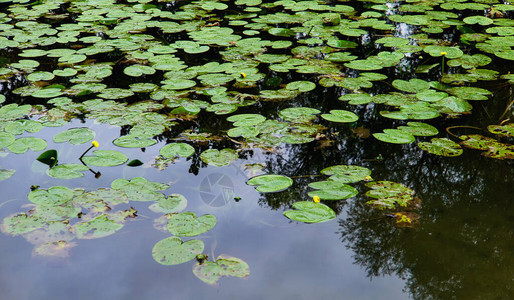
160;143;195;158
111;177;168;202
28;186;74;206
200;149;238;167
397;122;438;136
152;237;204;266
81;150;128;167
247;174;293;193
75;214;124;239
365;181;414;209
53;128;95;145
321;110;359;123
113;135;157;148
373;129;415;144
8;137;47;154
283;201;336;223
47;164;89;179
226;114;266;127
167;212;216;237
308;181;358;200
418;138;463;156
193;255;250;285
321;165;371;183
149;194;187;214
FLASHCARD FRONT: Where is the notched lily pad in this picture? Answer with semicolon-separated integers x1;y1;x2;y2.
81;150;128;167
53;128;95;145
167;212;216;237
418;138;463;156
193;255;250;285
28;186;73;206
200;149;238;167
283;201;336;223
152;237;204;266
247;174;293;193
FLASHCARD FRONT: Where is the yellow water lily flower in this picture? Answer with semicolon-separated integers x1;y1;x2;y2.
364;175;372;181
440;51;447;56
240;72;246;78
313;195;320;203
92;140;99;148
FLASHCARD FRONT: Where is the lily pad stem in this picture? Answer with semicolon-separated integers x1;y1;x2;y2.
445;125;484;139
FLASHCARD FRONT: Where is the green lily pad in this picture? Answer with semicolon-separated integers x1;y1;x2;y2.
167;212;216;237
75;214;124;239
53;128;95;145
321;165;371;183
279;107;320;123
28;186;74;206
160;143;195;158
365;181;414;209
47;164;89;179
226;114;266;127
152;237;204;266
448;87;492;100
308;180;358;200
0;169;15;181
247;174;293;193
149;194;187;214
392;79;430;93
285;81;316;92
1;213;46;235
0;132;15;148
488;123;514;137
124;64;156;77
423;45;463;59
81;150;128;167
31;88;64;98
111;177;168;202
4;120;43;135
193;254;250;285
113;135;157;148
321;110;359;123
283;201;336;223
418;138;463;156
200;149;238;167
373;129;415;144
397;122;439;136
7;137;47;154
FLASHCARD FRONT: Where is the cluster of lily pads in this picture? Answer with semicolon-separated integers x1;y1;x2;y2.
0;0;510;156
1;176;249;284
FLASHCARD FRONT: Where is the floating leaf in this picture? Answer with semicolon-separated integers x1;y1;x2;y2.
321;110;359;123
149;194;187;214
321;165;371;183
28;186;73;206
75;214;124;239
1;213;46;236
226;114;266;127
167;212;216;237
365;181;414;209
193;255;250;285
418;138;463;156
308;180;358;200
397;122;438;136
53;128;95;145
373;129;415;144
160;143;195;158
200;149;238;167
279;107;320;123
111;177;168;202
152;237;204;266
0;169;15;181
247;174;293;193
283;201;336;223
81;150;128;167
47;164;89;179
8;137;47;154
113;135;157;148
488;123;514;137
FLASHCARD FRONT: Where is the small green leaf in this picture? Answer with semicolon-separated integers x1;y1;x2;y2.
200;149;238;167
28;186;74;206
418;138;463;156
321;110;359;123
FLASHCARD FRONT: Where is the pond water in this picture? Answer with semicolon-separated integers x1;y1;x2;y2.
0;0;513;298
